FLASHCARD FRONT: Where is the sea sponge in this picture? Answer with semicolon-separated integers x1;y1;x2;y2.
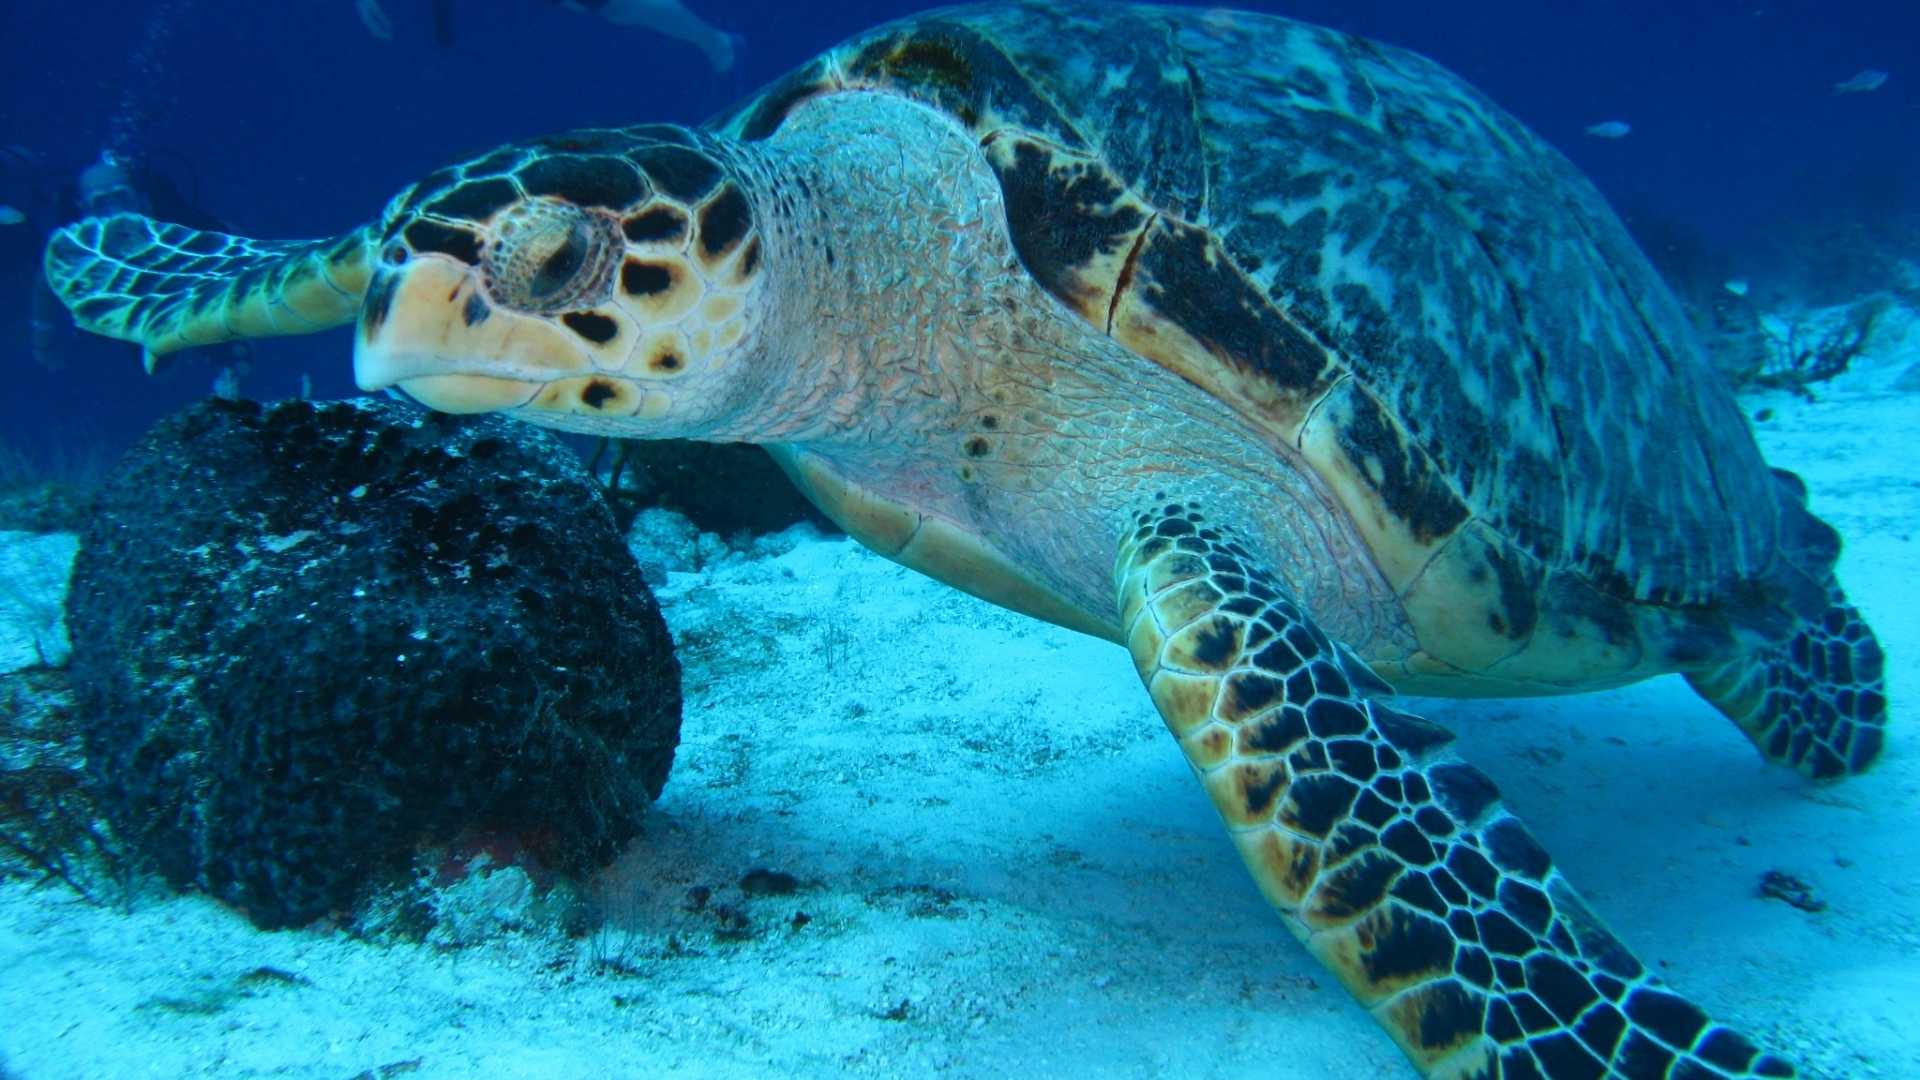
67;398;680;929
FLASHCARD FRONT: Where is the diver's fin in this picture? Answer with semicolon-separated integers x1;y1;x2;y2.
43;213;374;362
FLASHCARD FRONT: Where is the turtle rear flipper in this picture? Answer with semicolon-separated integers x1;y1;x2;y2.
1687;579;1887;780
44;213;374;369
1119;500;1796;1079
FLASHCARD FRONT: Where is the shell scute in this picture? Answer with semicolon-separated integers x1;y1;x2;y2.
1114;216;1343;428
983;136;1151;329
838;19;1079;144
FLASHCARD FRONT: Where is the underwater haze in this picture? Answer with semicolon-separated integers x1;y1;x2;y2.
0;1;1915;458
2;3;1919;1079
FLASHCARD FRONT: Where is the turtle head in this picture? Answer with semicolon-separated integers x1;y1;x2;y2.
354;126;767;436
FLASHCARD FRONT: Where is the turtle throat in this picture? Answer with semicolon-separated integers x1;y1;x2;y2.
689;92;1025;453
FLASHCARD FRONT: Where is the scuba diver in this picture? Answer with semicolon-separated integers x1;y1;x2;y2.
356;0;741;72
3;1;249;378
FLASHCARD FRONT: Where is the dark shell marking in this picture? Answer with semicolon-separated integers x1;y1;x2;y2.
562;310;619;345
697;183;753;263
389;124;737;241
985;137;1149;328
622;205;688;245
621;260;675;297
628;145;723;202
714;1;1822;647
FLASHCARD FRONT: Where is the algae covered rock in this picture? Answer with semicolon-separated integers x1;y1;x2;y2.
600;440;834;537
67;398;680;929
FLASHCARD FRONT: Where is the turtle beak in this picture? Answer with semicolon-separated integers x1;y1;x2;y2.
352;255;590;414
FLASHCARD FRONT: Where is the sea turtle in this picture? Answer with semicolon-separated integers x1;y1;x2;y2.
43;3;1888;1077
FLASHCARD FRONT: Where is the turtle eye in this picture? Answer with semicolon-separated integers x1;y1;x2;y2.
529;221;589;300
483;200;617;313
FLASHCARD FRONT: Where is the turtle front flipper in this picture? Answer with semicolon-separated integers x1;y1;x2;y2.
44;213;374;369
1117;501;1795;1079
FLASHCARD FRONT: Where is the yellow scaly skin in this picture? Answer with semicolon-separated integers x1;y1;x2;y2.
1117;499;1797;1078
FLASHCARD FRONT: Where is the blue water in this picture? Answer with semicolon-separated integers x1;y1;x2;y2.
0;0;1914;462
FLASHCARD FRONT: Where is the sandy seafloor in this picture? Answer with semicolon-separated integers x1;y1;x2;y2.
0;308;1917;1080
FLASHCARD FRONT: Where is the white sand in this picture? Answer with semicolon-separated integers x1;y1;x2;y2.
0;532;75;674
1;311;1915;1079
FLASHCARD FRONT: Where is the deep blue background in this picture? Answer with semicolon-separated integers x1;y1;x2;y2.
2;1;1915;467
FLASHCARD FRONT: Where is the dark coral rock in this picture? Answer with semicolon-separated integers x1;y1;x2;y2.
67;398;680;929
595;440;835;537
1757;869;1827;913
739;867;801;896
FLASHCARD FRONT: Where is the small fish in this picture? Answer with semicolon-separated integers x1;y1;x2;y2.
1724;279;1750;297
0;204;24;225
1585;121;1632;139
1833;69;1889;94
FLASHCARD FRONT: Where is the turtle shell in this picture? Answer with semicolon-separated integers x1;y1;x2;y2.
715;3;1831;673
